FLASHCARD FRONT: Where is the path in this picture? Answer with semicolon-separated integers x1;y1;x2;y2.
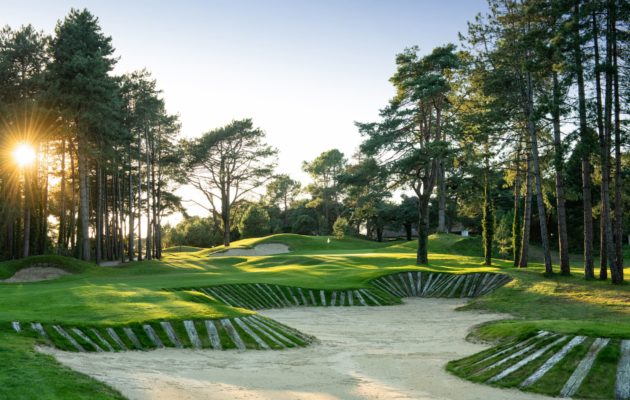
41;298;555;400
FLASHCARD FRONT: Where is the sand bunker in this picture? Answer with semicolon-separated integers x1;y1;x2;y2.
209;243;290;257
2;265;70;283
42;299;553;400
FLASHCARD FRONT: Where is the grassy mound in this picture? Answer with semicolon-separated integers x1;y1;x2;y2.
0;255;94;280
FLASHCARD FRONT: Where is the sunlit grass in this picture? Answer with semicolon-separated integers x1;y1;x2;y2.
0;234;628;339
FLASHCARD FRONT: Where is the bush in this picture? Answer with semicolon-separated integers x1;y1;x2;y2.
292;214;317;235
238;204;271;238
333;217;349;239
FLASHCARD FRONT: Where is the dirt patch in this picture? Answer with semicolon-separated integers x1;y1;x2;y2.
41;299;553;400
209;243;290;257
2;264;70;283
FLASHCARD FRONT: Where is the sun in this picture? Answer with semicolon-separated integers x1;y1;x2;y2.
13;143;36;167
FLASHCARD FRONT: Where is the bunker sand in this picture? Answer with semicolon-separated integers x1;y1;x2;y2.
42;299;554;400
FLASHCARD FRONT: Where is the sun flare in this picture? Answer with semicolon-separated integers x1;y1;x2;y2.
13;143;36;167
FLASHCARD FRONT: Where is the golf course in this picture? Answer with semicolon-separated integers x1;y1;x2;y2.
2;1;630;399
1;233;628;399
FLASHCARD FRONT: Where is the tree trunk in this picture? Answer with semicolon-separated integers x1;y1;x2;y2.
525;70;553;274
512;146;523;266
482;166;493;266
605;0;622;285
552;73;570;275
22;167;30;258
222;188;230;246
416;193;430;264
127;146;135;262
137;137;143;262
574;0;595;279
96;163;103;264
519;156;532;268
145;130;152;260
77;133;91;261
404;223;412;241
592;10;609;280
58;138;66;254
437;163;447;233
612;6;623;283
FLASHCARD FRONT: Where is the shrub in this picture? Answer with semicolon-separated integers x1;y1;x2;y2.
333;217;349;239
238;204;271;238
292;214;317;235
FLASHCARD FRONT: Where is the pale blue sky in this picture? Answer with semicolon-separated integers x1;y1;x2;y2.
3;0;489;217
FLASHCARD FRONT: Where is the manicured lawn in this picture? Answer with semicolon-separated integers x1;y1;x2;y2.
0;233;628;399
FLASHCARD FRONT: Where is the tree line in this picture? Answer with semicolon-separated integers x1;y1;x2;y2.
0;9;182;263
167;0;628;285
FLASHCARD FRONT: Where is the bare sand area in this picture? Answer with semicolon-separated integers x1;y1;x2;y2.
2;266;70;282
209;243;290;257
41;298;554;400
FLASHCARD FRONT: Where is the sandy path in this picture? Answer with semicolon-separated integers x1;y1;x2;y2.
41;299;554;400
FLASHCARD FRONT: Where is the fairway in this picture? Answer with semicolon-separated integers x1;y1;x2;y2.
1;234;628;399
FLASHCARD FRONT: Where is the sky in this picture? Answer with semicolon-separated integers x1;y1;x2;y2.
2;0;489;220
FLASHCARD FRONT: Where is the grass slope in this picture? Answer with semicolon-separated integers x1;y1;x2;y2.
0;233;628;399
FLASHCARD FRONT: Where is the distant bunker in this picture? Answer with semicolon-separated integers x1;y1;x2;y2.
2;264;71;283
209;243;290;257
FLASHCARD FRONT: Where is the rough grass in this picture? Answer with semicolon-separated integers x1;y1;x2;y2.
0;326;125;400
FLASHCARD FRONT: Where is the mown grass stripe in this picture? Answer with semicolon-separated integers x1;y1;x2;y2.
183;320;202;349
242;284;268;309
476;334;559;376
204;320;222;350
488;336;569;383
320;290;327;306
616;340;630;400
448;275;465;297
220;319;246;350
106;328;127;350
286;287;300;306
244;317;290;348
71;328;103;352
398;274;411;296
142;325;164;348
274;285;292;307
354;290;367;306
470;331;550;368
160;321;182;348
520;336;586;388
460;274;471;298
251;315;310;344
31;322;48;339
560;337;610;397
415;272;423;295
90;328;115;352
220;286;250;308
53;325;84;352
360;289;381;306
202;287;232;306
385;275;406;297
297;288;308;305
234;318;269;349
256;284;281;308
122;327;143;350
234;285;265;309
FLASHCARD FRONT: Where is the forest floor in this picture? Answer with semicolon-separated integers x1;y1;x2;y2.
0;233;628;399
